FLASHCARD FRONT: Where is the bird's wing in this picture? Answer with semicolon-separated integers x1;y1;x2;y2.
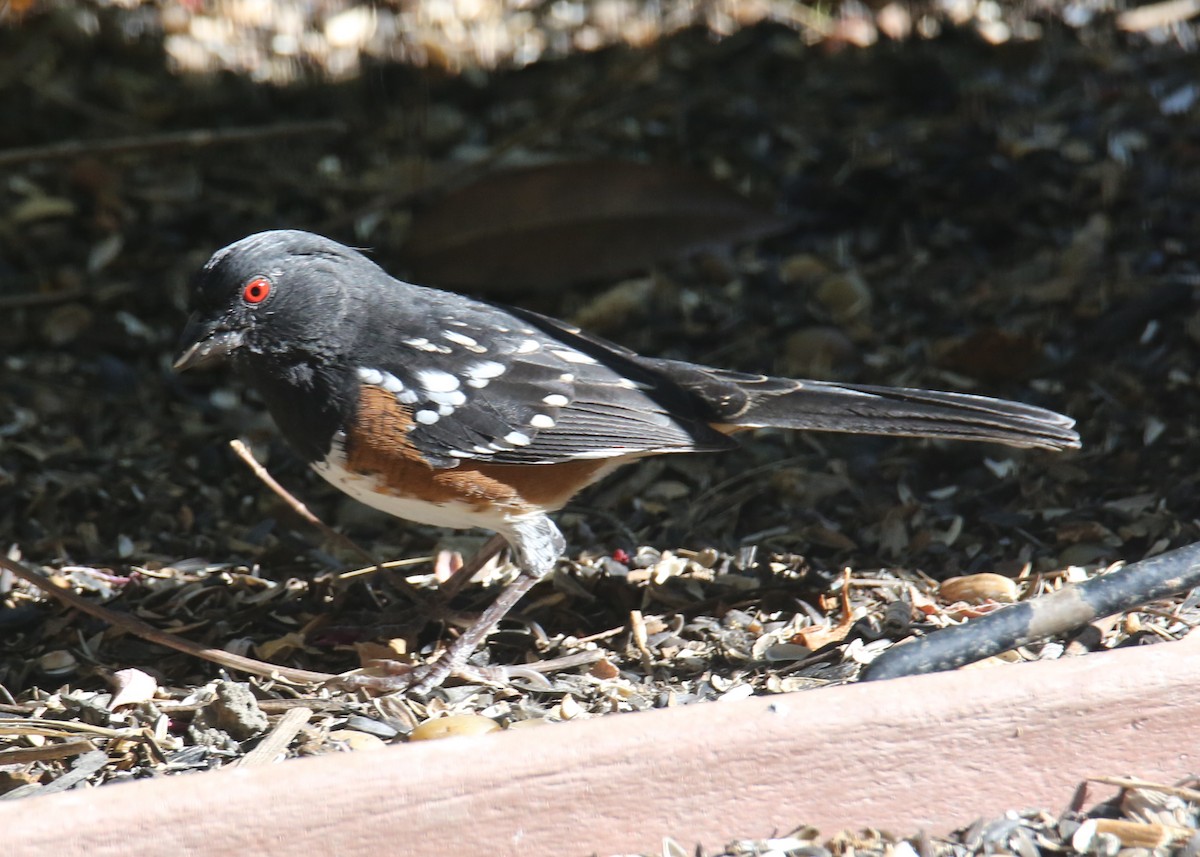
352;301;733;468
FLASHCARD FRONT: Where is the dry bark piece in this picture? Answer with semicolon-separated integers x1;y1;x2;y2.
239;707;314;767
404;161;790;291
1092;818;1194;848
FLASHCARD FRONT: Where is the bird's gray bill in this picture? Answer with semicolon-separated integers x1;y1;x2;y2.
173;319;244;372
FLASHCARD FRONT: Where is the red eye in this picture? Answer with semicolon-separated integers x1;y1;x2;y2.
242;277;271;304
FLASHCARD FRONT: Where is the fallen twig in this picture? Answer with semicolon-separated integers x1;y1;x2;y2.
1116;0;1200;31
0;120;347;167
0;288;87;310
0;555;336;685
229;439;375;565
435;533;507;599
228;439;435;611
0;739;96;765
1088;775;1200;804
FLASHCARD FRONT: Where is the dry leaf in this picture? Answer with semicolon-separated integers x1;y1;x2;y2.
255;632;307;660
404;160;790;291
109;668;158;709
792;570;855;648
936;328;1042;382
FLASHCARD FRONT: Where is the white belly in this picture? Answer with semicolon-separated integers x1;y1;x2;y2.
312;452;511;532
310;435;575;575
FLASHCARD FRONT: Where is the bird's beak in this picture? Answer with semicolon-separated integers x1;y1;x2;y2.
173;315;244;372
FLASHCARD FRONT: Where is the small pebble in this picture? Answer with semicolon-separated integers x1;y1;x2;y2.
328;729;388;752
38;650;77;677
939;573;1019;604
409;714;500;741
343;715;399;739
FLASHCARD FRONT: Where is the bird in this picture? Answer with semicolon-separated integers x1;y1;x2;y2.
175;229;1081;691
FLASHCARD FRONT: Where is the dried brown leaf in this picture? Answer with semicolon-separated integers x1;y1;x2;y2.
404;161;790;291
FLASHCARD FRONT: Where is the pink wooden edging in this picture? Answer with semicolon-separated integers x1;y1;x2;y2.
4;631;1198;857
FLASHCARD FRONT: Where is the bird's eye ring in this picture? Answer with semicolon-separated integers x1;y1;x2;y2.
242;277;272;305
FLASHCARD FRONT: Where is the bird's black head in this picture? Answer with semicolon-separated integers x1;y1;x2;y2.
174;230;379;373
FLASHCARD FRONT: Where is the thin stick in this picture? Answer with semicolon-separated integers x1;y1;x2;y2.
0;120;347;167
0;739;97;765
337;556;432;581
228;439;435;611
229;440;374;565
1088;776;1200;803
0;555;335;685
436;534;508;599
0;288;86;310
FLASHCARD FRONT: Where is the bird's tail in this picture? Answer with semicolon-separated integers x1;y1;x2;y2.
642;359;1081;452
732;377;1080;451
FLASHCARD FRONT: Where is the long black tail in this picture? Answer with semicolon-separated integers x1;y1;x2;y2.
643;359;1081;452
736;378;1080;451
498;308;1080;454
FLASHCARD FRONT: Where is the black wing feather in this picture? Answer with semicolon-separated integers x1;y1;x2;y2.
353;294;732;468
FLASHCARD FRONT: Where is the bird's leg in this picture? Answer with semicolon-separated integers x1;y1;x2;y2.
408;573;541;692
408;515;565;694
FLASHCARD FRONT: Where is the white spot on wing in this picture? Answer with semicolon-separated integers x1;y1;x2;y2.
416;368;460;392
530;414;556;429
467;361;506;380
426;389;467;406
405;337;451;354
443;330;479;348
380;372;405;393
504;431;531;446
437;404;456;416
542;394;569;407
569;446;634;459
559;373;575;383
398;389;419;404
357;367;383;385
466;379;489;389
415;409;440;425
551;349;597;364
517;339;541;353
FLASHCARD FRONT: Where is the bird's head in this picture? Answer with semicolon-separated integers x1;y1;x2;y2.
174;230;375;373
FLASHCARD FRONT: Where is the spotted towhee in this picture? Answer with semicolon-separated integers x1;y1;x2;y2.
176;230;1080;691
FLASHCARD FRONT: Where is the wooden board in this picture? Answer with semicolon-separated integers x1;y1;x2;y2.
4;632;1198;857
